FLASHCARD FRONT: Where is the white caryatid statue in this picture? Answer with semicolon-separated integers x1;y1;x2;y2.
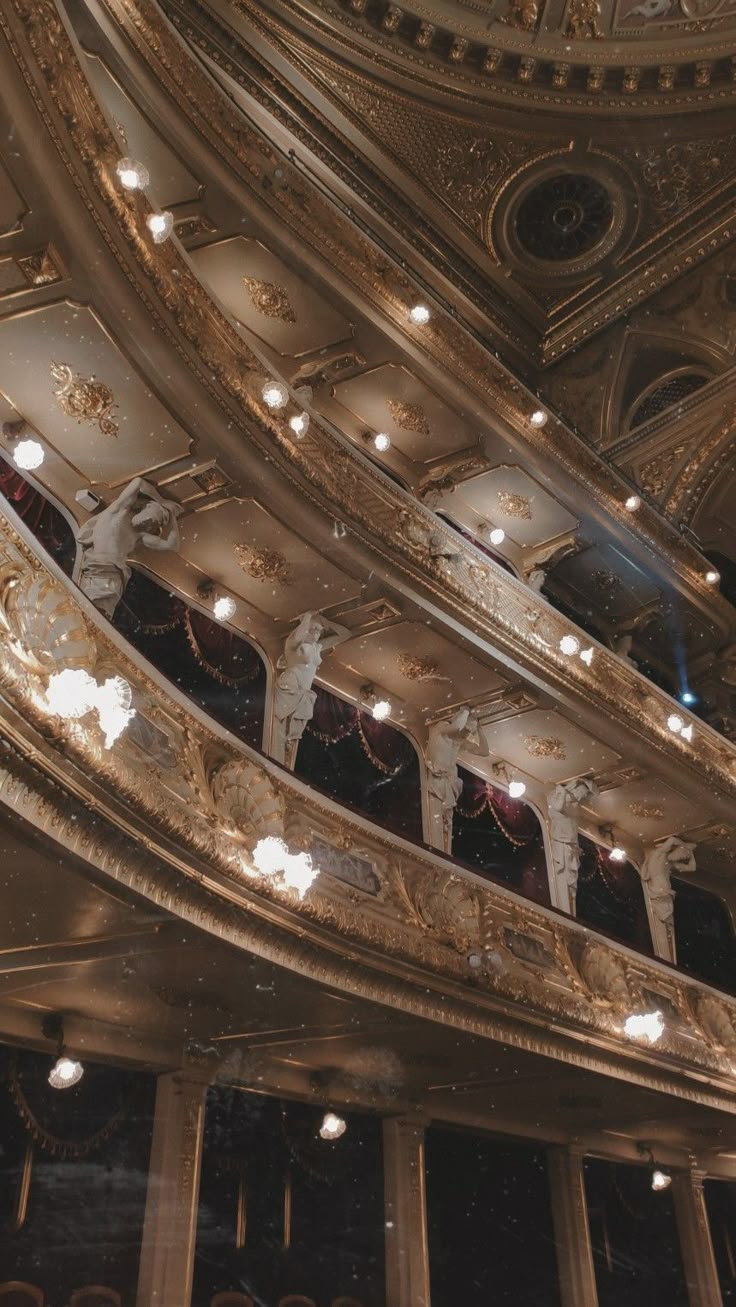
426;708;489;853
548;777;597;913
74;476;181;619
272;610;350;769
640;835;697;960
611;632;637;667
526;567;547;594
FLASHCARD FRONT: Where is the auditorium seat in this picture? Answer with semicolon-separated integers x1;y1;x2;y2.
69;1289;121;1307
332;1298;364;1307
211;1294;255;1307
0;1285;43;1307
278;1297;317;1307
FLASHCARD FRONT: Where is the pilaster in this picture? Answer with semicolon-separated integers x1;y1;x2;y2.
547;1146;599;1307
383;1116;431;1307
672;1168;723;1307
136;1067;209;1307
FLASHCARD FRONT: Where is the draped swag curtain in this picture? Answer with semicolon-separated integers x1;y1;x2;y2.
295;686;424;844
576;835;652;953
113;570;267;750
0;455;76;573
452;767;550;906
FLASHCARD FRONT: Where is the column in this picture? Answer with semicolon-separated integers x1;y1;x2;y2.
672;1168;723;1307
383;1117;431;1307
136;1068;209;1307
547;1147;599;1307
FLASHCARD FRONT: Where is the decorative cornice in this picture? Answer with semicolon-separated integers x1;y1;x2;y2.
265;0;736;112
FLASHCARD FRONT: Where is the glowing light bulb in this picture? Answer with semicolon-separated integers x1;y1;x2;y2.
667;713;684;734
45;668;97;720
371;698;391;721
488;527;505;546
261;380;289;410
625;494;641;511
281;850;319;898
609;847;627;862
408;303;431;326
651;1169;671;1192
373;432;391;452
530;409;548;428
508;780;526;798
145;211;174;243
705;569;720;586
680;723;693;743
319;1111;347;1140
252;836;288;877
289;412;309;438
95;675;135;749
680;691;696;706
624;1010;664;1044
48;1056;84;1089
559;634;580;656
213;596;236;622
13;438;44;470
580;647;594;666
116;157;149;190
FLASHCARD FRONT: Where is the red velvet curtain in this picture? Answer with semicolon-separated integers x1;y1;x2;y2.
308;687;413;775
456;773;539;842
0;455;75;572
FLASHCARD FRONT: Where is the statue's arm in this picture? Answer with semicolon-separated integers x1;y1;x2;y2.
140;521;179;552
319;617;351;651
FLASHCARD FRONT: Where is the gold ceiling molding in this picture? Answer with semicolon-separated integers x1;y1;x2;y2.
629;801;664;819
398;653;442;681
388;399;430;434
11;0;736;797
497;490;533;520
525;734;566;760
592;567;622;592
50;360;119;437
0;508;735;1102
242;275;297;322
266;0;736;108
235;542;291;584
639;443;687;500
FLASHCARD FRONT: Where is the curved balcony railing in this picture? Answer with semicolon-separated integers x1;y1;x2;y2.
0;493;735;1113
1;459;733;999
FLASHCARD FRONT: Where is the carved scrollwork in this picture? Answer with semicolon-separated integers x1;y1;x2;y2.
578;941;632;1006
0;563;97;677
400;868;478;952
211;757;285;846
694;994;736;1051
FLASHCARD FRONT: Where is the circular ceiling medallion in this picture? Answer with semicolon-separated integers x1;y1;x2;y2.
489;156;632;279
515;175;613;263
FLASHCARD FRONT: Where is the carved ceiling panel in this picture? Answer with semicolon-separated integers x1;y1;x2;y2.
0;303;192;485
176;497;361;620
480;708;621;782
190;236;354;357
330;619;508;716
332;363;475;463
549;544;662;630
590;778;704;843
81;47;202;207
452;465;579;549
